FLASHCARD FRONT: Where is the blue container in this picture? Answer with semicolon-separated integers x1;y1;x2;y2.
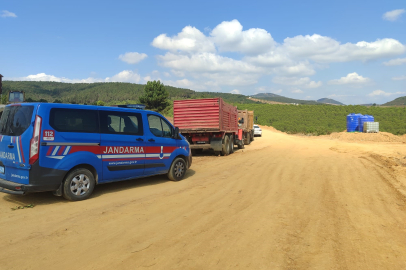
358;115;374;132
347;113;363;132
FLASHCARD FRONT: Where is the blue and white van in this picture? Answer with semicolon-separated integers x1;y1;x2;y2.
0;103;191;201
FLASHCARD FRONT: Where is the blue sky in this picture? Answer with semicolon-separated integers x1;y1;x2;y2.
1;0;405;104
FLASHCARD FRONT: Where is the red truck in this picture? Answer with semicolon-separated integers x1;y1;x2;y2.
174;98;244;155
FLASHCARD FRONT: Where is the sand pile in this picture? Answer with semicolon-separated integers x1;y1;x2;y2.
326;131;406;143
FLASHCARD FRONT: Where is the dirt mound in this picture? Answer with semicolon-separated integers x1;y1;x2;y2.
325;131;406;143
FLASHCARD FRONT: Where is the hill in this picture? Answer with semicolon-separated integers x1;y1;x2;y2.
251;93;344;105
251;93;319;105
383;96;406;106
2;81;255;106
317;98;344;105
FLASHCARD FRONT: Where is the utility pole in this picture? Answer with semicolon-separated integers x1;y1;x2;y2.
0;74;3;104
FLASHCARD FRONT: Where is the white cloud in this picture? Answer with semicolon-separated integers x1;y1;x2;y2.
328;72;371;86
150;20;406;89
118;52;147;64
286;36;406;63
368;90;406;96
210;19;275;55
272;76;322;88
105;70;141;83
383;57;406;66
152;26;216;53
0;10;17;18
157;52;260;73
274;89;283;94
382;9;405;21
283;34;340;58
230;89;241;94
11;71;142;84
291;89;304;94
392;75;406;80
164;78;206;90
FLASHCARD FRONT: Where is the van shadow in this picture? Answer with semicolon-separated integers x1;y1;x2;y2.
91;169;196;198
2;169;196;205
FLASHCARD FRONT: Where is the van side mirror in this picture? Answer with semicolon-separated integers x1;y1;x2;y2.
173;127;181;139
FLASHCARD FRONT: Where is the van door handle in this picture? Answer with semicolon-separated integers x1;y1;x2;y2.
8;144;14;148
136;138;144;142
148;138;155;142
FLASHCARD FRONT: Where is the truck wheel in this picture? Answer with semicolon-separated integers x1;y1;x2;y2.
238;140;245;149
221;136;230;156
245;133;251;145
62;168;95;201
251;131;255;141
229;135;234;154
168;157;187;181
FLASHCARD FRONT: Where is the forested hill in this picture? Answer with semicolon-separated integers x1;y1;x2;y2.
2;81;254;105
383;96;406;106
317;98;344;105
251;93;344;105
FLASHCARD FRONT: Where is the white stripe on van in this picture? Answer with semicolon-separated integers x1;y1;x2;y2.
47;156;64;160
52;146;60;156
101;154;145;159
145;154;160;158
63;146;71;155
16;137;22;163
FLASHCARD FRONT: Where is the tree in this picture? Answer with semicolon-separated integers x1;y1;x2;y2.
96;100;105;106
139;80;169;112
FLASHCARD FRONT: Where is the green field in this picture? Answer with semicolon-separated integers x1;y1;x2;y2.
237;103;406;135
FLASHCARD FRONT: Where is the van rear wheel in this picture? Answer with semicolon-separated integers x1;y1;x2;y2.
62;168;95;201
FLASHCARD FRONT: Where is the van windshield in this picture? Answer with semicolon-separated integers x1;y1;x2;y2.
0;106;34;136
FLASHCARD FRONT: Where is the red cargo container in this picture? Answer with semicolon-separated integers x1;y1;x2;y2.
174;98;243;155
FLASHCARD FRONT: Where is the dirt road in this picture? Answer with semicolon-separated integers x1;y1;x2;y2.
1;127;406;270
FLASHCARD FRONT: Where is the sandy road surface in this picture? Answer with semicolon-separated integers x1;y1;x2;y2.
1;127;406;270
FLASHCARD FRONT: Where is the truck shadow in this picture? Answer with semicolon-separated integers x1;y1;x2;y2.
1;169;196;205
192;148;245;157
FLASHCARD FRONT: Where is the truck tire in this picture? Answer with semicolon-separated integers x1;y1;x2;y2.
221;136;230;156
251;131;254;141
167;157;187;181
238;139;244;149
229;135;234;154
245;133;251;145
62;168;95;201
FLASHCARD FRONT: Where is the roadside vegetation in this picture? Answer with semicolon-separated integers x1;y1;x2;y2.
3;81;406;136
2;81;255;106
237;104;406;135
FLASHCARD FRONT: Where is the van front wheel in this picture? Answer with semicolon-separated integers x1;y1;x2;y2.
63;168;95;201
168;157;187;181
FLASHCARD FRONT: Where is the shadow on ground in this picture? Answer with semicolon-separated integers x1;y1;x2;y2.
2;169;196;205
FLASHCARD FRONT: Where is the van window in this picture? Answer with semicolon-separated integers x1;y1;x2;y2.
148;115;173;138
50;108;99;133
99;111;143;135
0;106;34;136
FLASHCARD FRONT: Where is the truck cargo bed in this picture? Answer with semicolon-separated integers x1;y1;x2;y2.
174;98;238;133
